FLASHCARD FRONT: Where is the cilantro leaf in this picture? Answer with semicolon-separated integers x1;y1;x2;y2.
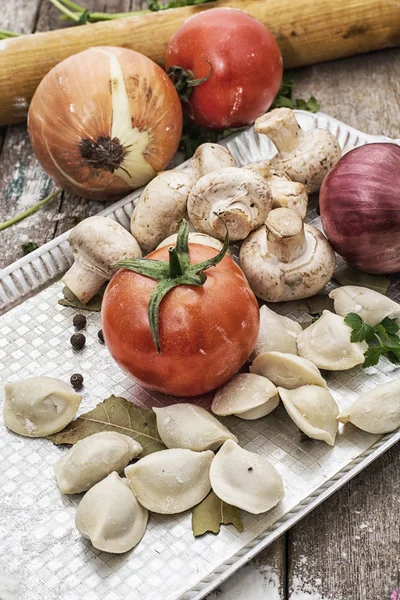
363;347;382;368
380;317;399;335
344;312;375;343
385;350;400;365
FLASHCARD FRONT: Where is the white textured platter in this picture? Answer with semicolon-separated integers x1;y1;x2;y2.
0;111;399;600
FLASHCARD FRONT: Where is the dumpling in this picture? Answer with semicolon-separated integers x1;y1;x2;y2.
278;385;339;445
54;432;143;494
329;285;400;327
125;449;213;514
211;373;279;420
338;380;400;434
250;305;302;360
153;404;237;451
250;352;327;389
75;472;148;553
3;376;81;437
209;440;284;514
297;310;368;370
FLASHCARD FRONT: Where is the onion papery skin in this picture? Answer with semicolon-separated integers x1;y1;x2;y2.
320;143;400;274
28;47;183;201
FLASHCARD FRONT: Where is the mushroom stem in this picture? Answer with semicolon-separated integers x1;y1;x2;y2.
266;208;307;263
62;260;108;303
255;109;301;154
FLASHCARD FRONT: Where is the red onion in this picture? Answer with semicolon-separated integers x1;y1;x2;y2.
320;143;400;274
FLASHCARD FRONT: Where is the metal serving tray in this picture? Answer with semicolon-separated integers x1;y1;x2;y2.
1;112;399;600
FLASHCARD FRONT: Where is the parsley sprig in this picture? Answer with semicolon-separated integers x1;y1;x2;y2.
344;313;400;368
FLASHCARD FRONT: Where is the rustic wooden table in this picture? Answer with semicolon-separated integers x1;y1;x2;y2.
1;1;400;599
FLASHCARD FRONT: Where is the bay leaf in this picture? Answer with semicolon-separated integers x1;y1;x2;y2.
58;285;106;312
191;490;244;537
48;395;166;456
306;294;334;316
333;266;390;295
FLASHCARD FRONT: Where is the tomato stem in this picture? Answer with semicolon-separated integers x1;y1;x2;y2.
116;218;229;353
168;247;183;278
167;60;213;103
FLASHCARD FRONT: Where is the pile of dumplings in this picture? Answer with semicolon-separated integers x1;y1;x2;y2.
2;285;400;555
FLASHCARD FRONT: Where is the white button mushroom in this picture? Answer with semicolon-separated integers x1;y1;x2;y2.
211;373;280;420
297;310;368;371
156;231;223;251
239;208;336;302
338;380;400;434
254;108;341;192
75;472;148;554
54;432;143;494
187;167;272;241
209;440;285;514
3;376;82;438
152;404;237;451
250;304;302;360
329;286;400;327
191;143;236;179
250;352;327;389
243;162;308;218
62;215;141;303
278;385;339;446
130;170;195;254
125;449;213;514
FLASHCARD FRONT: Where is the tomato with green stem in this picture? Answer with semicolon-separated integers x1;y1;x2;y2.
101;220;260;397
165;8;283;130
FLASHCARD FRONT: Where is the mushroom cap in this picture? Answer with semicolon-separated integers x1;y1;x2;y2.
68;215;141;278
242;161;291;181
156;231;223;251
211;372;279;420
278;385;339;446
271;128;341;193
297;310;368;371
187;167;272;241
131;169;195;253
239;223;336;302
191;143;236;179
250;304;302;360
250;351;327;389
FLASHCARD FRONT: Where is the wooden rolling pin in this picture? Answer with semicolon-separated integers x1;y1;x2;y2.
0;0;399;126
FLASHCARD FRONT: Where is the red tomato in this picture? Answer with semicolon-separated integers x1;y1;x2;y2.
102;243;259;397
165;8;283;130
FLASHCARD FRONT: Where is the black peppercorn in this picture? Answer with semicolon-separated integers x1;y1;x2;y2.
73;314;87;330
70;332;86;350
70;373;84;390
98;329;105;344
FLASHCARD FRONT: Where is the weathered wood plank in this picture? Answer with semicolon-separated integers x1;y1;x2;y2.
2;0;41;34
288;445;400;600
207;538;286;600
294;49;400;138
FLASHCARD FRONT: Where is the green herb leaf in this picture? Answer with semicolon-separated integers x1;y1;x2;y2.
363;347;382;368
21;241;39;255
334;266;390;295
295;96;320;113
48;395;166;455
385;349;400;365
385;333;400;349
191;490;243;537
58;285;106;312
344;312;375;343
77;8;91;23
380;317;400;335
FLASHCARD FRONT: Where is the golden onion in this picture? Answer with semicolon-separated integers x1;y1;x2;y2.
28;46;183;201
